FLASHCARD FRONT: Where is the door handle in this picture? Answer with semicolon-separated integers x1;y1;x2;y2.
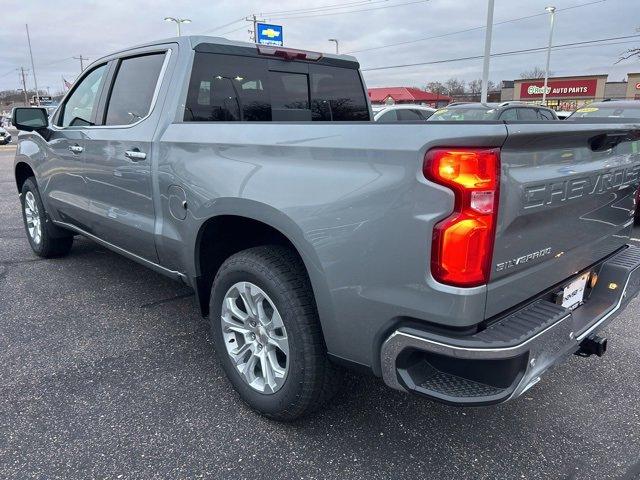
68;144;84;154
124;149;147;161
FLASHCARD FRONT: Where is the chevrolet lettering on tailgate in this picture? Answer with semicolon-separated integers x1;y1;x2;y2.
524;161;640;210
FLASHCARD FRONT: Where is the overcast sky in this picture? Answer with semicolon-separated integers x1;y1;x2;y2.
1;0;638;93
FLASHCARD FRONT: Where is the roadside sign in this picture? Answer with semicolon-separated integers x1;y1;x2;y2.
30;95;53;105
257;23;283;46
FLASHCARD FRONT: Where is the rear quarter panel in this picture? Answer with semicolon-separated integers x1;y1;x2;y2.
155;122;508;368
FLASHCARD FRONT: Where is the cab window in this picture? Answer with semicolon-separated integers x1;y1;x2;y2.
517;108;538;120
59;64;107;127
184;52;370;122
499;109;518;121
104;53;166;126
397;109;424;121
538;109;554;120
376;110;398;123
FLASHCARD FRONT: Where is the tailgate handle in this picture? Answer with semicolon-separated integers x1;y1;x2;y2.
589;131;640;152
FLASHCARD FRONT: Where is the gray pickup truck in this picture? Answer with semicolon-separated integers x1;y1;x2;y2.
11;36;640;420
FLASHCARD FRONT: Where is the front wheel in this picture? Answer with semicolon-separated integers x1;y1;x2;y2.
210;245;341;421
20;177;74;258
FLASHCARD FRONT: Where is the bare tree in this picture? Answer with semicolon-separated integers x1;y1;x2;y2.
520;66;551;79
467;79;497;94
468;79;482;95
444;78;466;97
424;81;446;95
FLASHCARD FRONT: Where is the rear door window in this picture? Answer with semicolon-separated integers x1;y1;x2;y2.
376;110;397;123
397;109;424;121
499;109;518;121
184;52;370;122
104;53;166;126
517;108;539;121
538;109;554;120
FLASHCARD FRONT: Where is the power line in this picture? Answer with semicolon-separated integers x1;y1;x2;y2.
267;0;430;20
0;68;17;79
200;1;393;36
199;16;247;35
347;0;606;54
218;23;251;36
259;0;387;16
361;34;640;72
40;56;74;67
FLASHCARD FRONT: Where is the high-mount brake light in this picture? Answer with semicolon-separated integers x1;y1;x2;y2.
256;45;323;61
424;148;500;287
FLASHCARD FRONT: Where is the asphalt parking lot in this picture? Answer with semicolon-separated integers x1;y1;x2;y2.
0;144;639;480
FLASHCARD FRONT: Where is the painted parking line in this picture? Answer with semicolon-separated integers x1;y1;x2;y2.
630;237;640;242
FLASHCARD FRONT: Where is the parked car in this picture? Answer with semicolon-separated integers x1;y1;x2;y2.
0;126;11;144
374;104;436;122
11;36;640;420
428;102;559;121
566;100;640;120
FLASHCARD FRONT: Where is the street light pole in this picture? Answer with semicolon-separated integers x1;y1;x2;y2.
328;38;339;54
164;17;191;37
542;6;556;105
480;0;495;104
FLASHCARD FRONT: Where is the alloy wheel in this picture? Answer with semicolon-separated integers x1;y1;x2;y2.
24;191;42;245
220;281;289;394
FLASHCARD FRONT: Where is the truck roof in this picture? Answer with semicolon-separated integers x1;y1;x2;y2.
91;35;359;68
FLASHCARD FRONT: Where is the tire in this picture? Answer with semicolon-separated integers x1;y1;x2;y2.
20;177;73;258
210;245;342;421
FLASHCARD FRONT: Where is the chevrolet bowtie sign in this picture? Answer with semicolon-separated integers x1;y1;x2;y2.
257;23;283;46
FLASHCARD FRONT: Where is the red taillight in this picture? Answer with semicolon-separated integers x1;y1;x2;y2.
256;45;323;61
424;148;500;287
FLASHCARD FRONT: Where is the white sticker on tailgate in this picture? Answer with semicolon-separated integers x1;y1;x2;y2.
561;273;589;310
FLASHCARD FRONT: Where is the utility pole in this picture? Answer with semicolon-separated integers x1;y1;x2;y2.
20;67;29;106
25;23;40;106
542;6;557;105
480;0;495;104
246;14;265;42
73;55;89;73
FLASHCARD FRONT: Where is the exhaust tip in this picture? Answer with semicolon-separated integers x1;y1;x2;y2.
576;334;608;357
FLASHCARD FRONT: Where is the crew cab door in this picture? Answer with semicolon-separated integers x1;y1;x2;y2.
81;49;171;261
44;63;109;229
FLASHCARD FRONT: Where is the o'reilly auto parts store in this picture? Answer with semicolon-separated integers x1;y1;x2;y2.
501;72;640;110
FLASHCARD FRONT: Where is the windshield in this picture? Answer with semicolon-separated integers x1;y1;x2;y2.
427;107;498;121
568;105;640;120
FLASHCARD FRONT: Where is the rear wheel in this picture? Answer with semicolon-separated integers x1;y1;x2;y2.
210;245;341;421
20;177;73;258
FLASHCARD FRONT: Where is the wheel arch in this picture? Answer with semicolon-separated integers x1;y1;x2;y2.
15;161;35;193
192;204;334;338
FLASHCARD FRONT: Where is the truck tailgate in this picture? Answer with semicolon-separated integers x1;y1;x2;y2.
486;122;640;318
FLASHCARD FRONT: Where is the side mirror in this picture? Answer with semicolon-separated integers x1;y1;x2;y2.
12;107;48;132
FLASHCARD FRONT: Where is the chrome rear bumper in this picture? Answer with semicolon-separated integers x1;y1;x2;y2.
380;245;640;405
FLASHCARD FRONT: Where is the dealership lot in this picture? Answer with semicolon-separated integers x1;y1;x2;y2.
0;145;639;479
